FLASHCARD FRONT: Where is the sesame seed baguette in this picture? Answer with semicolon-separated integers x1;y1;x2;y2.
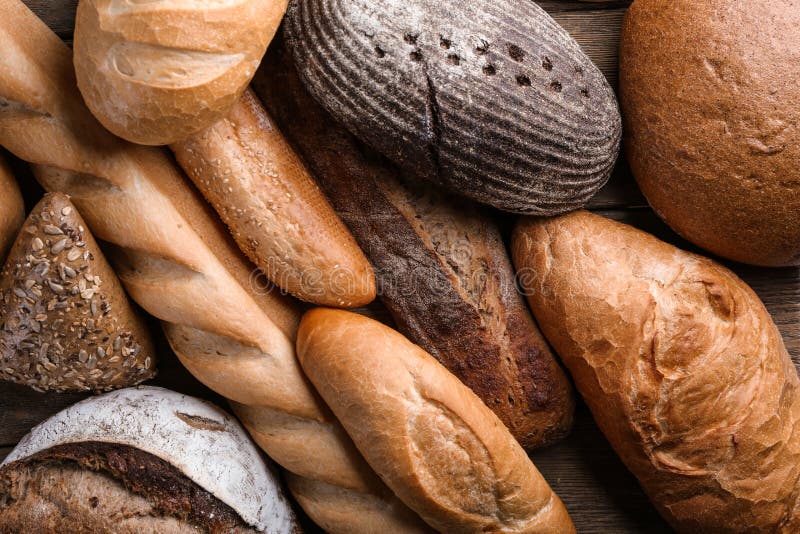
170;89;376;308
0;2;429;532
0;154;24;262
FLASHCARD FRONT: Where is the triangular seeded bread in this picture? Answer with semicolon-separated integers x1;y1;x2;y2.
0;193;156;392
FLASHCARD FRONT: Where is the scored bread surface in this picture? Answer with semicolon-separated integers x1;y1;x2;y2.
285;0;621;214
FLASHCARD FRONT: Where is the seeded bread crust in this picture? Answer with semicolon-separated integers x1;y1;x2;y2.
0;193;155;392
0;442;259;533
254;39;574;451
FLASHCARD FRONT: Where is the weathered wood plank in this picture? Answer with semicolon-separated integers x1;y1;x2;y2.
23;0;76;37
0;447;11;463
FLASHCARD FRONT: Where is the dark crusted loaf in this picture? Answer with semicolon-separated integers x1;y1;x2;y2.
284;0;621;215
0;442;259;533
253;39;575;450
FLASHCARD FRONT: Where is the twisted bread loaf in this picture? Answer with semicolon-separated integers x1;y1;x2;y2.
74;0;289;145
0;2;428;532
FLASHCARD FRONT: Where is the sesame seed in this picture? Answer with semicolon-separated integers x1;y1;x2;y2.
67;249;81;262
42;225;63;235
31;237;44;251
51;238;68;254
61;207;72;216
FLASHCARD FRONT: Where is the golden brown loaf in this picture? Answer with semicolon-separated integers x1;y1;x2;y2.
297;308;575;533
0;155;24;262
0;193;155;392
255;39;574;450
0;2;428;532
73;0;289;145
620;0;800;266
171;89;376;308
512;210;800;532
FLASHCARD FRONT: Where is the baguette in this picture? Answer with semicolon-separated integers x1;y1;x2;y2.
297;308;575;533
171;89;376;308
73;0;289;145
254;38;574;451
0;2;428;532
512;210;800;532
0;155;23;261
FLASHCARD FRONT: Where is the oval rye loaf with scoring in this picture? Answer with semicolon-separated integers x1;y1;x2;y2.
284;0;622;215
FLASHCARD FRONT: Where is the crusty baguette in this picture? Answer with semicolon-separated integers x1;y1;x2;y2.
254;39;574;450
512;210;800;532
0;155;24;262
73;0;289;145
171;89;376;308
0;2;428;532
297;308;575;533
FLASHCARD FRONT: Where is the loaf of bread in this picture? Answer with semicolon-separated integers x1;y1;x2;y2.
0;3;428;531
285;0;621;214
73;0;289;145
512;210;800;532
620;0;800;266
0;386;298;532
0;155;24;262
1;192;156;392
297;308;575;533
254;40;574;450
171;89;376;308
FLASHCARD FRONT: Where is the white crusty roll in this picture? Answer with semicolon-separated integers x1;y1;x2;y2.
297;308;575;533
171;89;376;308
0;386;298;532
512;210;800;532
0;2;428;532
0;154;24;262
73;0;288;145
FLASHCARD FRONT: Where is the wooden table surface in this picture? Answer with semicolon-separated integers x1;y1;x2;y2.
2;2;797;533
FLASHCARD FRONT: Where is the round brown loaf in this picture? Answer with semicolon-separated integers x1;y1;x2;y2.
620;0;800;266
285;0;621;215
73;0;289;145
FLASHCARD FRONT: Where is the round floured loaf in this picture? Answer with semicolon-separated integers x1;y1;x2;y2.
285;0;621;215
73;0;289;145
621;0;800;266
1;386;298;533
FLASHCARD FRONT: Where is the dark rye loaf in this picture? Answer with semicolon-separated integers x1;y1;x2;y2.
284;0;621;215
253;39;574;451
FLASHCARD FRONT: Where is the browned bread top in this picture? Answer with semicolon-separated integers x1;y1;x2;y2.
285;0;621;215
297;308;575;533
73;0;290;145
512;210;800;532
0;155;23;262
171;89;376;308
621;0;800;266
0;193;155;392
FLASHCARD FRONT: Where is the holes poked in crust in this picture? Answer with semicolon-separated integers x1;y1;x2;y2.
507;43;525;62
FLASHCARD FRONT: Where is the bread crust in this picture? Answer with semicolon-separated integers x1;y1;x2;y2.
74;0;289;145
255;38;574;451
620;0;800;266
171;89;376;308
297;308;575;533
512;210;800;532
0;3;428;531
0;155;23;262
285;0;620;214
0;193;156;392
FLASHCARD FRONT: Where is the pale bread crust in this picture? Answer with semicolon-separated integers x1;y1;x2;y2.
297;308;575;533
512;211;800;532
74;0;289;145
0;2;428;532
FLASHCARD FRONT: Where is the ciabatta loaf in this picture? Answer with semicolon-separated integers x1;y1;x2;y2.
512;210;800;532
0;2;428;532
298;308;575;533
74;0;289;145
171;89;376;308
